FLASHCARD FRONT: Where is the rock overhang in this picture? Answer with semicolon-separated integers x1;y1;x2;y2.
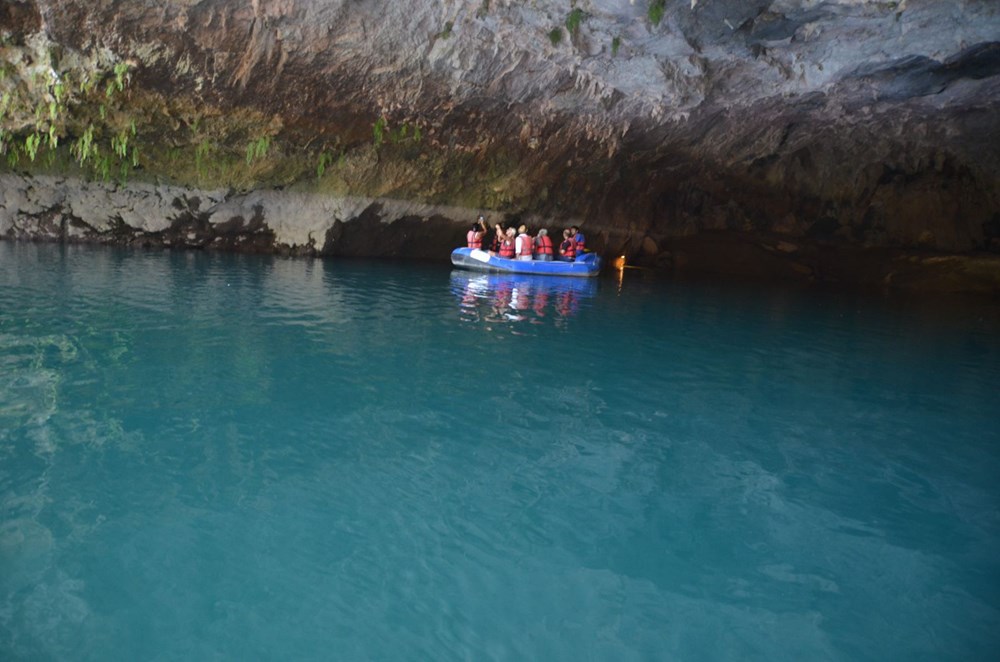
0;0;998;289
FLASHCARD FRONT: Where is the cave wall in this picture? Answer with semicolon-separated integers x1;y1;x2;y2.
1;0;999;283
0;173;477;257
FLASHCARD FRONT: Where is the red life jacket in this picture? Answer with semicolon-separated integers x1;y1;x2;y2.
560;239;576;259
499;238;515;258
535;235;553;255
574;232;586;252
517;233;533;257
467;229;482;249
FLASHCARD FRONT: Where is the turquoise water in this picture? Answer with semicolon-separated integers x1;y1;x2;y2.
1;242;999;661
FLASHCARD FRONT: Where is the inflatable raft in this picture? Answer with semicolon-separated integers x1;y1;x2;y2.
450;248;601;277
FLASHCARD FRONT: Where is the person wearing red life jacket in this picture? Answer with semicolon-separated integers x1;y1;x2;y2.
559;228;576;261
534;228;554;261
498;227;516;259
489;223;505;254
466;215;487;249
570;225;586;253
515;225;533;261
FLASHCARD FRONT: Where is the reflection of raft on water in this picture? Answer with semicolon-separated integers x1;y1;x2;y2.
451;248;601;277
450;271;598;298
450;271;597;319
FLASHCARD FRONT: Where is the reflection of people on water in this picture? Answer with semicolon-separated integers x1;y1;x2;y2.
559;229;576;261
534;229;554;261
467;215;487;248
461;280;478;308
515;225;533;261
533;288;549;316
557;289;578;317
451;272;596;324
510;281;531;311
462;290;475;311
493;278;513;313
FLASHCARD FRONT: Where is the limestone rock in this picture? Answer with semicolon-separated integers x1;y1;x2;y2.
0;0;997;290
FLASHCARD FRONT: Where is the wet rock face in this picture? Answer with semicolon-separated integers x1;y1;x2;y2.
1;1;999;278
0;174;470;258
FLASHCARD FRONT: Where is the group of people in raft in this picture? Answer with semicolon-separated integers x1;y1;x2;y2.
466;215;586;261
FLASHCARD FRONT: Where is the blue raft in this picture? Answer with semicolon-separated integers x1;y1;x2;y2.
450;248;601;278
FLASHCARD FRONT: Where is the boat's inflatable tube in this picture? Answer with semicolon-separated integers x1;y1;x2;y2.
451;248;601;277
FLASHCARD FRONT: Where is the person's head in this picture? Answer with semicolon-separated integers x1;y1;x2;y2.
506;227;515;237
563;229;571;238
518;225;527;234
538;228;547;237
470;223;480;231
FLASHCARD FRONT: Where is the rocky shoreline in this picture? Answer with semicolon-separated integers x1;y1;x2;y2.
3;173;997;295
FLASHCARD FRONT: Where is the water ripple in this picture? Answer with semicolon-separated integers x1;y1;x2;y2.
2;243;999;660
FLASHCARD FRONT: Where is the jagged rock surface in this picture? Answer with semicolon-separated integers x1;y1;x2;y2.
1;0;999;289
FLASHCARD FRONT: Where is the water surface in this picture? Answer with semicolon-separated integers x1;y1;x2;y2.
1;243;999;660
